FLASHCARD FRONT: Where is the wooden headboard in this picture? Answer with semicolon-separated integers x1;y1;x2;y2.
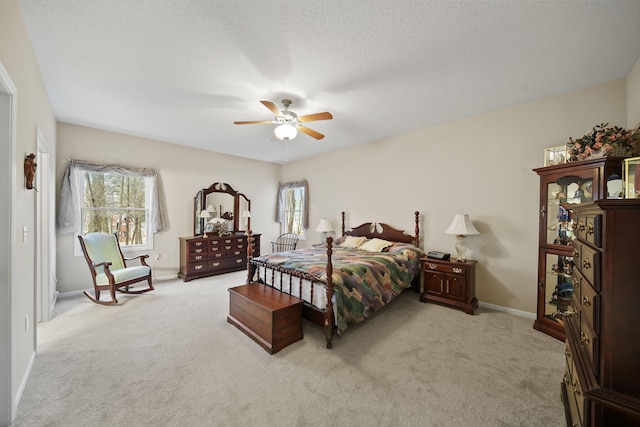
340;211;420;247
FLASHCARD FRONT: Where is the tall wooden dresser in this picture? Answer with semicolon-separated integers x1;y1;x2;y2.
561;200;640;426
178;233;261;281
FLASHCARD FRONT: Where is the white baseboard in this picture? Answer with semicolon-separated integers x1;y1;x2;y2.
478;301;536;319
56;289;85;299
14;350;35;416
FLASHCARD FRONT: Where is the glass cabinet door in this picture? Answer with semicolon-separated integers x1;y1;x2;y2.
543;252;575;321
544;175;591;247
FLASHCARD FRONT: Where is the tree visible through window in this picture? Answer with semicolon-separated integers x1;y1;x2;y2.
283;185;304;237
277;180;308;239
82;171;150;247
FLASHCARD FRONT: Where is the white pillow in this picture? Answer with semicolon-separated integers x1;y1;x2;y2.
359;238;393;252
341;235;367;248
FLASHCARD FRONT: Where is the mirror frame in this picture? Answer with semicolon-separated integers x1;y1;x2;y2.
236;192;251;232
194;182;250;235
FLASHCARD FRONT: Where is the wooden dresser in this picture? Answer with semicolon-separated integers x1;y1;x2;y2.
561;200;640;426
178;233;261;281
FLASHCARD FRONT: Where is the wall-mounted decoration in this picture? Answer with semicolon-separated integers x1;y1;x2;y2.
24;153;37;191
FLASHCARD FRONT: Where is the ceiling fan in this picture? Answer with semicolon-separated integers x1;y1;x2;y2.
234;99;333;140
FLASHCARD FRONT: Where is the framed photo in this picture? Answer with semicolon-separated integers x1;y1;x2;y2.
205;223;214;233
544;145;567;166
624;156;640;198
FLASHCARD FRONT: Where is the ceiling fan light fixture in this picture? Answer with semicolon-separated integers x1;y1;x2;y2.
274;123;297;140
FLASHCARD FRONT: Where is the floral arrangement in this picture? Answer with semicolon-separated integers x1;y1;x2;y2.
567;123;640;161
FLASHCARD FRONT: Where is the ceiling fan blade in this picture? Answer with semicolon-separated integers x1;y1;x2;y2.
298;112;333;122
298;125;325;140
233;120;275;125
260;100;282;116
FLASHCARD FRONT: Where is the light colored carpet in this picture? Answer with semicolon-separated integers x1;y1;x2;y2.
12;271;565;427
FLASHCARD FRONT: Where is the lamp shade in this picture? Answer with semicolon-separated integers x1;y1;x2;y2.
241;210;251;218
274;124;297;140
206;205;216;213
199;209;211;219
316;218;334;232
444;214;479;236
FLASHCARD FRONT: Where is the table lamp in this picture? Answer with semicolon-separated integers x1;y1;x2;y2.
316;218;334;244
444;213;480;262
200;209;211;238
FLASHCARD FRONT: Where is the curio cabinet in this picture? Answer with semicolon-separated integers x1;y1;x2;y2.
532;157;623;341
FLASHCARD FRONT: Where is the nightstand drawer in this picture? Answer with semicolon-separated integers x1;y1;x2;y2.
423;261;468;276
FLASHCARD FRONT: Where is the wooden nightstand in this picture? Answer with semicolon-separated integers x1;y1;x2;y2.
420;257;477;315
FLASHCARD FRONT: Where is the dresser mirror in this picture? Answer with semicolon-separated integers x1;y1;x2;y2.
193;182;251;235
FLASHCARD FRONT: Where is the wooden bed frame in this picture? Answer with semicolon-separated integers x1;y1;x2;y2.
246;211;420;349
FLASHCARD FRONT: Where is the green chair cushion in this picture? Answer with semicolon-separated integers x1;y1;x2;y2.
96;266;151;286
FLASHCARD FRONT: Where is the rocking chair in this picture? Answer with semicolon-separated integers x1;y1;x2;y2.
78;233;154;305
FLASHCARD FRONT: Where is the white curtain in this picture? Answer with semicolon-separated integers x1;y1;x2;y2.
57;160;168;233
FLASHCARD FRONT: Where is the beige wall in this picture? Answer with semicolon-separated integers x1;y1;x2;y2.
56;123;281;292
281;79;627;314
628;57;640;127
0;0;57;424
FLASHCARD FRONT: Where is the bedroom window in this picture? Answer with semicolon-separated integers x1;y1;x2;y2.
58;159;167;256
276;180;309;239
80;171;153;250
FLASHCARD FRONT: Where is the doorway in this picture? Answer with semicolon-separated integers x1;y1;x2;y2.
0;61;17;426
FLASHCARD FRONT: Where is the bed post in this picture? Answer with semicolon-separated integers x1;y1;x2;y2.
324;236;335;349
414;211;420;248
341;211;345;236
246;229;254;284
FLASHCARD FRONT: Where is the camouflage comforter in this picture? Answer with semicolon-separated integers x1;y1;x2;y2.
252;242;424;333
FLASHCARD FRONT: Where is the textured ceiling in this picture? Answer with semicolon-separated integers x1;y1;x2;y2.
18;1;640;164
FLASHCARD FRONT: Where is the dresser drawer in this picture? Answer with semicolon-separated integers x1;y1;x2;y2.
578;317;599;375
186;261;208;275
577;279;600;334
575;213;602;248
210;256;246;270
190;239;207;249
189;246;207;256
210;245;224;258
188;252;208;262
574;241;601;291
563;343;584;426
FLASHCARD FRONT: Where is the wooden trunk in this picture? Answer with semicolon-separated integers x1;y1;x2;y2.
228;283;303;354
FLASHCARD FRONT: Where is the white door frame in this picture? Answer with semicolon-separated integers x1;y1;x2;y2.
36;130;56;322
0;61;17;426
